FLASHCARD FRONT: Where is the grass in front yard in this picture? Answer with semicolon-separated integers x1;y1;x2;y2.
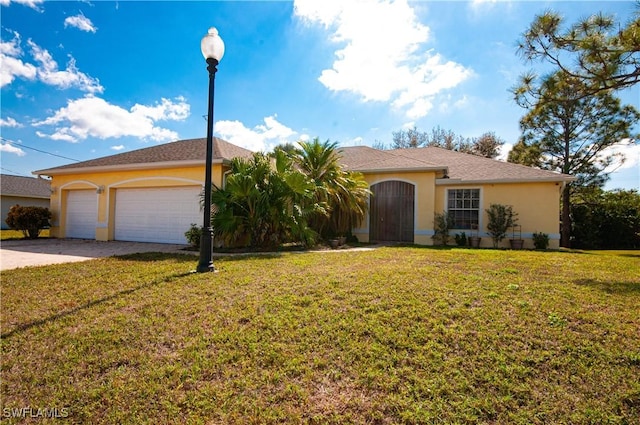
0;229;50;240
1;248;639;424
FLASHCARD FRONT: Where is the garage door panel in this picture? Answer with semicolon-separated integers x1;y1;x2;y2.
66;190;97;239
115;187;201;244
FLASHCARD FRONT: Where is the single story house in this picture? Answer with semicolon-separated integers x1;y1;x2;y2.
1;174;51;230
35;138;573;248
339;146;573;248
34;138;253;244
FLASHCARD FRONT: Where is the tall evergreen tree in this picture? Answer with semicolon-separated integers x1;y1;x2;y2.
510;71;639;247
516;8;640;100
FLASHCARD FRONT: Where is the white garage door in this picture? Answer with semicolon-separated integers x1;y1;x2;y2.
66;190;97;239
115;187;202;244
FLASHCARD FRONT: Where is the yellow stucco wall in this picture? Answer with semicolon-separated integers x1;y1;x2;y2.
48;164;225;241
353;171;437;245
352;174;562;248
434;181;563;249
48;161;563;250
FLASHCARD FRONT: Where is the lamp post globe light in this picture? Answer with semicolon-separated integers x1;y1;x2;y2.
197;27;225;273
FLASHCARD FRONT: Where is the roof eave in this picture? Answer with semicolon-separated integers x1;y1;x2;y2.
352;166;446;174
1;193;50;199
436;176;576;185
34;159;227;177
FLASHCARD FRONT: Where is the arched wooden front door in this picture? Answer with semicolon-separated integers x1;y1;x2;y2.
369;181;415;243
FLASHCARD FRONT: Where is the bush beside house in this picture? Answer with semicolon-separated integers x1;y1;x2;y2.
1;174;51;230
486;204;518;248
5;205;51;239
571;189;640;249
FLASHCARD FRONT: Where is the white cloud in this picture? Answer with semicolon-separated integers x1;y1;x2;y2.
131;96;190;121
33;95;190;143
436;93;470;114
0;116;22;127
341;136;364;147
0;33;37;87
1;33;102;92
499;139;640;169
27;40;103;93
603;138;640;172
35;130;76;142
294;0;472;119
392;55;471;112
497;142;513;162
111;145;125;151
470;0;500;8
214;115;299;152
0;142;26;156
469;0;510;16
0;32;22;56
0;0;44;11
404;97;433;120
64;13;97;33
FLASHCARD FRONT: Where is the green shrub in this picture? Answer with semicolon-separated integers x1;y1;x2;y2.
184;223;202;248
532;231;549;250
5;205;51;239
486;204;518;248
432;211;453;246
571;189;640;249
454;232;467;247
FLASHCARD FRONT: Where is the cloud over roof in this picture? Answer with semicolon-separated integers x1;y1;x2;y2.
294;0;472;119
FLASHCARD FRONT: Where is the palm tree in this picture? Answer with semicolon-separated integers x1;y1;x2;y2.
206;138;370;248
328;172;370;237
291;138;370;240
207;152;318;248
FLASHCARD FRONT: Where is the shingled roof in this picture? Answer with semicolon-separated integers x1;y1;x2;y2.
1;174;51;198
33;137;572;184
390;147;573;183
338;146;445;173
35;138;254;176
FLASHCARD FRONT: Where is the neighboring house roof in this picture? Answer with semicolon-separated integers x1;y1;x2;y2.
338;146;446;173
1;174;51;199
35;138;254;176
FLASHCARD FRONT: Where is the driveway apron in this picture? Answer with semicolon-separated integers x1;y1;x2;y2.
0;239;191;270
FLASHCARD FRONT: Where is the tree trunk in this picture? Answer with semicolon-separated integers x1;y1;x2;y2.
561;183;571;248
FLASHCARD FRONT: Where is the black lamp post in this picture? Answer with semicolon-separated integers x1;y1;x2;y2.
196;27;225;273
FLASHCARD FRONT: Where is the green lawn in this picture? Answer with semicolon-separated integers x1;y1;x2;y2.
0;229;50;240
1;247;639;424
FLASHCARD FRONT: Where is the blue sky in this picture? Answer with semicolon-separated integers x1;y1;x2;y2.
1;0;638;190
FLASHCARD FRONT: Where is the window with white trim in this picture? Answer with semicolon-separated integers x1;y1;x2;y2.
447;188;480;229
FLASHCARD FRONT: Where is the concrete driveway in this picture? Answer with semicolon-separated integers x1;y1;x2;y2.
0;239;195;271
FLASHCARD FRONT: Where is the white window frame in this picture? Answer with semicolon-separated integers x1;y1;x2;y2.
446;188;482;230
